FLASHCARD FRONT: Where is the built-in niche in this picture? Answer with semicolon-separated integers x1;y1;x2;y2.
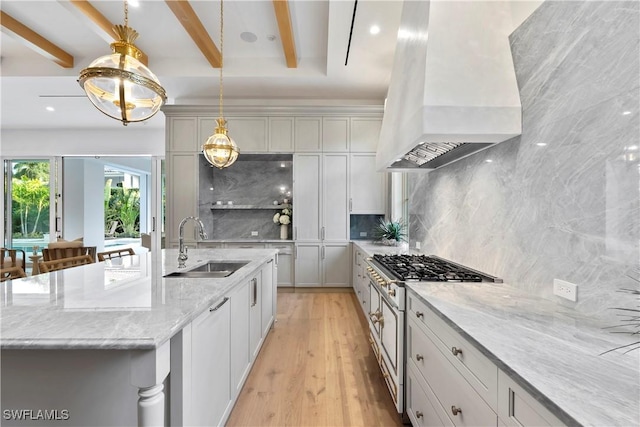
198;154;293;240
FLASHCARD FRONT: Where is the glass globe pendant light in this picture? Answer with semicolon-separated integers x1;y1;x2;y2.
78;0;167;126
202;0;239;169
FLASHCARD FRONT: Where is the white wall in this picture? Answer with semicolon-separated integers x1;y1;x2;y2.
509;1;544;33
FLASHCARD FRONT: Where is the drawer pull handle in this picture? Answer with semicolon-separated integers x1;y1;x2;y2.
416;354;424;361
451;406;462;416
416;411;423;419
416;311;424;318
451;346;463;356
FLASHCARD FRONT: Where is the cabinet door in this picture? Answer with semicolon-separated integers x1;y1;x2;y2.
294;243;321;287
498;370;564;427
293;154;321;241
229;281;250;399
322;243;351;287
249;273;262;360
167;153;198;244
198;117;217;149
350;153;386;214
294;117;322;152
322;117;349;152
350;118;381;152
322;153;349;241
191;297;231;426
168;117;198;152
269;117;294;152
226;117;268;152
261;260;275;337
271;243;293;287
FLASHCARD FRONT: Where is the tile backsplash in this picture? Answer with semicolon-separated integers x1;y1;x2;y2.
408;0;639;322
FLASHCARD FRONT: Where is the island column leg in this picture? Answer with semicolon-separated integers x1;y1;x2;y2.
130;341;171;427
138;384;165;427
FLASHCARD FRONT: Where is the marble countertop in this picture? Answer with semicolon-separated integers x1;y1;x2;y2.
0;249;277;350
407;282;640;427
351;240;417;257
200;239;293;244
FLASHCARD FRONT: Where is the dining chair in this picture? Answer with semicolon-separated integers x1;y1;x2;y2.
97;248;135;262
1;248;26;271
42;246;97;264
0;266;27;282
39;255;94;273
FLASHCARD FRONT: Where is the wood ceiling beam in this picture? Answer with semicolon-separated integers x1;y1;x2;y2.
272;0;297;68
0;11;74;68
62;0;148;66
165;0;221;68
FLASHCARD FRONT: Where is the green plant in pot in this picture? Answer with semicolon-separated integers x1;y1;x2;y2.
373;218;407;246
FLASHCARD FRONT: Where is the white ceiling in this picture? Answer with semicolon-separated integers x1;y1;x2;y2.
0;0;403;131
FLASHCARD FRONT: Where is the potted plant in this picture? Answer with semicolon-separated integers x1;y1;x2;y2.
373;218;407;246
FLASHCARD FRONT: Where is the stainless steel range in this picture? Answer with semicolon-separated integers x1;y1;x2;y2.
364;254;501;417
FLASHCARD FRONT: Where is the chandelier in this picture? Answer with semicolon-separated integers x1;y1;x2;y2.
78;0;166;126
202;0;239;169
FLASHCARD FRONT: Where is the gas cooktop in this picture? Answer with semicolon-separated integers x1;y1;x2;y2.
371;254;499;283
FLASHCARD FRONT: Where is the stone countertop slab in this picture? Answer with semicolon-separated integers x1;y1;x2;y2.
407;282;640;427
351;240;417;257
0;249;277;351
199;239;293;244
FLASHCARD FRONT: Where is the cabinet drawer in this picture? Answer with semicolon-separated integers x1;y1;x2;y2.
408;291;498;409
407;362;454;427
408;317;497;427
497;370;565;427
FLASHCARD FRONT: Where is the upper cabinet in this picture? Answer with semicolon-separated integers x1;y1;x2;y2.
226;118;268;153
168;117;198;152
269;118;294;152
294;117;322;152
322;117;350;152
350;118;382;152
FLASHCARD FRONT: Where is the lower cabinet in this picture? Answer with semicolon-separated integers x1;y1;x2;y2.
191;296;232;426
171;258;277;426
294;242;351;287
269;243;294;287
351;245;369;315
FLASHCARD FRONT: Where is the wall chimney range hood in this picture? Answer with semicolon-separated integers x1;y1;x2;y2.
377;0;522;171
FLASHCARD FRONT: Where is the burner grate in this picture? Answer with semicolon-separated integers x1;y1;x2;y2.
373;254;484;282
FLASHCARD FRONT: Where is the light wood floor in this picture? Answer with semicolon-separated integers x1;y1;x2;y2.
226;291;404;427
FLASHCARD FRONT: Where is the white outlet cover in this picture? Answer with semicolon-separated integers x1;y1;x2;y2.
251;231;258;236
359;232;367;237
553;279;578;302
416;241;421;250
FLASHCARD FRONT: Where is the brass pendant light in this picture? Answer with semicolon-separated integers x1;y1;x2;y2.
202;0;239;169
78;0;167;126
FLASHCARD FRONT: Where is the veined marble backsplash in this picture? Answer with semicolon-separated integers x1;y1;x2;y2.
409;1;639;323
198;154;293;240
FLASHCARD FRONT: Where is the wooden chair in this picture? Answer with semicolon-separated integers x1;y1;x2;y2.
1;248;26;271
97;248;135;262
42;246;96;264
38;255;94;273
0;266;27;282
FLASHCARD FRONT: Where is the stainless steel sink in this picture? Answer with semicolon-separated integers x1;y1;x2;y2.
164;261;249;279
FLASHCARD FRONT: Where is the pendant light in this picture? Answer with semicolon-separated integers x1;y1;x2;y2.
78;0;166;126
202;0;239;169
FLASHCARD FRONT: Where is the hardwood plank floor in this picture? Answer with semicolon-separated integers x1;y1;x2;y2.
226;291;404;427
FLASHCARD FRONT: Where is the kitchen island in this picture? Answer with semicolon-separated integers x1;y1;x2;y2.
0;248;277;427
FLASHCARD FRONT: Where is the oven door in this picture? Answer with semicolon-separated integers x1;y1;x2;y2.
380;297;400;374
368;279;382;335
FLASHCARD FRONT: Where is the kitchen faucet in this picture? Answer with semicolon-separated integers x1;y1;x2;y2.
178;216;208;268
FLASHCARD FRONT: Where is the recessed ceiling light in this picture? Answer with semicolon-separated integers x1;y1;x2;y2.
45;106;55;112
536;142;547;147
622;111;632;115
485;159;493;163
240;32;258;43
280;163;286;168
370;25;381;35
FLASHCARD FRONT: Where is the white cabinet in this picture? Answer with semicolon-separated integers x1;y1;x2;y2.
226;117;268;152
498;370;565;427
322;117;349;152
322;153;349;241
229;281;250;399
269;117;294;152
322;243;351;287
270;243;293;287
350;153;386;214
249;273;262;360
168;117;199;152
294;243;321;287
293;154;321;241
166;153;198;245
294;117;322;152
352;246;369;315
350;118;381;152
190;296;232;426
261;260;275;336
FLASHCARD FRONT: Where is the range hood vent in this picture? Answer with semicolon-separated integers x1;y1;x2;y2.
377;0;522;171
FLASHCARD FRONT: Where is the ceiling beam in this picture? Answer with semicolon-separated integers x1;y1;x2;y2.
62;0;148;66
272;0;297;68
0;11;74;68
165;0;221;68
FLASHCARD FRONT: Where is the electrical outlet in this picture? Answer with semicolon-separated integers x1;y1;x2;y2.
415;241;421;250
251;231;258;236
359;232;367;237
553;279;578;302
